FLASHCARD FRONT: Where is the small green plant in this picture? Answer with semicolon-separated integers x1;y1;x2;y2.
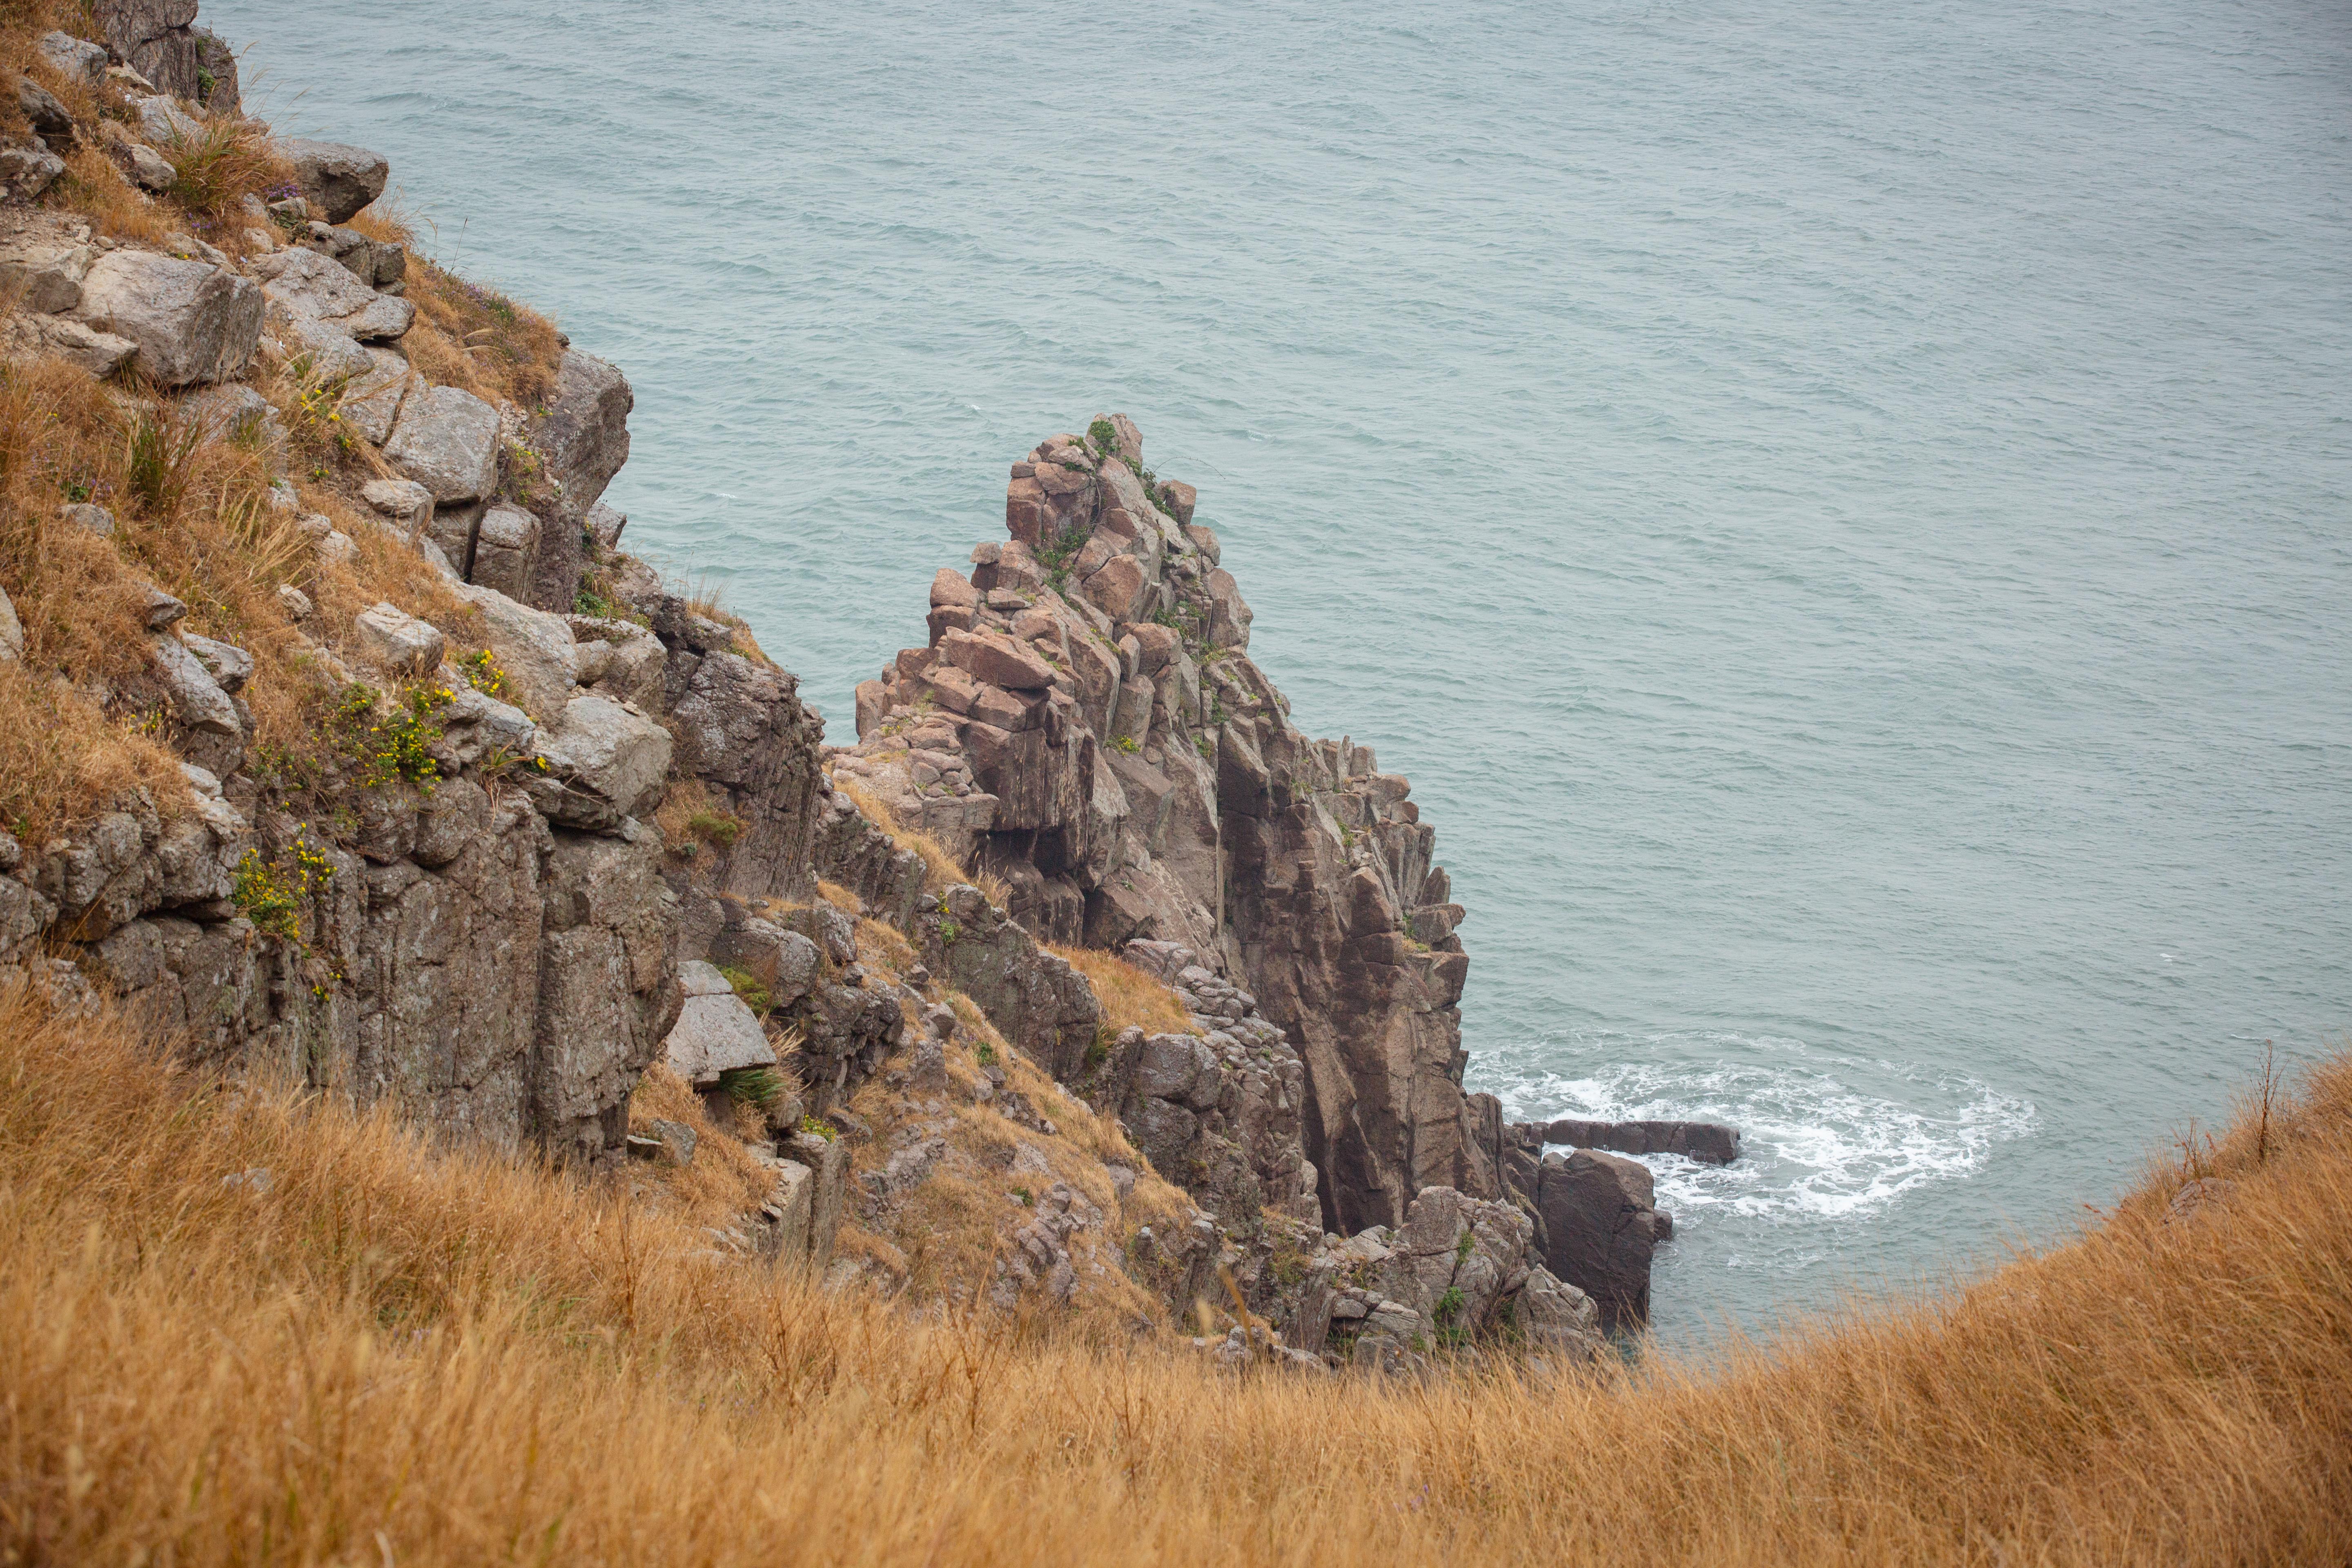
1338;820;1357;850
1112;734;1140;755
719;1066;786;1109
688;810;745;848
1084;1028;1112;1070
939;918;962;947
341;683;454;792
973;1040;998;1068
125;410;200;516
1011;1185;1033;1206
1087;417;1120;457
1432;1284;1469;1348
1194;732;1215;761
1457;1230;1476;1262
231;838;334;945
1034;519;1090;594
459;648;509;699
717;966;772;1016
575;588;613;618
798;1114;837;1142
501;441;543;503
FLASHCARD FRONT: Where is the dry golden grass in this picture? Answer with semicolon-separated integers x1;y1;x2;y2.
0;352;500;843
835;775;1012;906
1048;942;1192;1037
2;979;2350;1564
626;1062;776;1233
158;116;293;227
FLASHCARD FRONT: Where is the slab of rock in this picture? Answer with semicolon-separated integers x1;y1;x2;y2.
0;235;93;314
385;384;499;503
527;694;672;829
1540;1117;1741;1166
74;251;261;386
0;586;20;660
661;960;777;1084
350;601;445;678
36;31;109;84
278;138;388;225
2;312;137;377
585;501;626;551
451;581;577;722
1537;1148;1659;1333
147;632;239;735
939;626;1055;691
252;246;412;342
16;77;76;148
0;142;62;200
469;504;539;603
182;383;278;447
130;93;200;147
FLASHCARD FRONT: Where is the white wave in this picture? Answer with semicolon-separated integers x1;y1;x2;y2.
1481;1031;2036;1235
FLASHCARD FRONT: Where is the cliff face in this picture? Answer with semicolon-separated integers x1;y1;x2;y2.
832;416;1502;1234
0;2;1635;1356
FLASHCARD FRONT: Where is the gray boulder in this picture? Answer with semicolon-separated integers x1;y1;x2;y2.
130;93;200;147
339;353;417;445
527;695;672;830
0;585;21;660
36;32;109;85
662;960;777;1084
75;251;261;386
348;602;445;678
0;143;66;201
252;246;412;342
147;632;239;735
385;385;499;503
469;504;539;603
451;581;577;722
16;77;76;148
1;312;137;377
278;138;388;225
93;0;203;101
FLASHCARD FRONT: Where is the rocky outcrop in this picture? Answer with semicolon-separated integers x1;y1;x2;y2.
1532;1116;1741;1166
1531;1148;1660;1333
1289;1185;1605;1371
832;415;1499;1236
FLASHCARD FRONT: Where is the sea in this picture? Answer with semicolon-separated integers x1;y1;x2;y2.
214;0;2352;1351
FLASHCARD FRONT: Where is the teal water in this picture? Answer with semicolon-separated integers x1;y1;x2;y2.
217;0;2352;1348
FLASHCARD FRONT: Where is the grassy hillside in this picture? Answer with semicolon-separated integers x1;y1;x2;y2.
1;983;2343;1564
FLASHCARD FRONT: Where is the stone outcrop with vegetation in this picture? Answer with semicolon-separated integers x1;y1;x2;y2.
0;0;1648;1362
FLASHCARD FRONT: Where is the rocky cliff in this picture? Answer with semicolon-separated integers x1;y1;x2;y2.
0;0;1659;1362
832;415;1506;1236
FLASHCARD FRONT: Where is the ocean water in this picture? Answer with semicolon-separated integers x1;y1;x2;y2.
216;0;2352;1349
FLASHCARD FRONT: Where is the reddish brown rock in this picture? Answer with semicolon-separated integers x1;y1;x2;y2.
1163;481;1199;527
940;627;1055;691
921;663;982;715
1081;554;1148;624
929;568;978;609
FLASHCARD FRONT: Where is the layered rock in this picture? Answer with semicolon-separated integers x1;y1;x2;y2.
831;414;1500;1236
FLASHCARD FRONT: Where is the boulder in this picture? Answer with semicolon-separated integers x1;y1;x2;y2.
130;93;200;147
181;383;278;447
2;313;136;376
1540;1117;1741;1166
74;251;261;386
0;586;20;660
0;143;63;201
451;582;578;722
528;695;672;829
339;352;417;446
939;626;1055;691
929;568;978;609
385;385;500;503
251;246;412;341
16;77;76;147
349;601;445;678
147;632;239;735
0;234;93;314
36;32;109;85
661;960;777;1084
278;138;389;224
60;503;114;537
1536;1148;1659;1333
92;0;203;102
469;504;540;603
1080;553;1148;623
278;312;374;383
